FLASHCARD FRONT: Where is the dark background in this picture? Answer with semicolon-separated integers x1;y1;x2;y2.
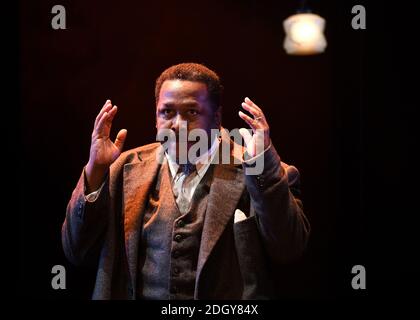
16;0;416;300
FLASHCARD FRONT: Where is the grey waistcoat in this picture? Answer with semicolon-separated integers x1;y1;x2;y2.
137;161;214;299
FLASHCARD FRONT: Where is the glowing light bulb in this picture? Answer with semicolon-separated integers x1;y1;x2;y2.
283;13;327;55
290;20;319;43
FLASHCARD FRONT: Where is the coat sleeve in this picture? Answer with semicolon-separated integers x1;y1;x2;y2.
243;144;311;264
61;168;111;267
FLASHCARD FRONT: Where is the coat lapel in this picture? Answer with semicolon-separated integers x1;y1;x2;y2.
123;147;162;295
195;134;246;291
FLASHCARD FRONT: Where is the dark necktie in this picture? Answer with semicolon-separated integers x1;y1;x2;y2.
180;163;196;176
175;163;197;214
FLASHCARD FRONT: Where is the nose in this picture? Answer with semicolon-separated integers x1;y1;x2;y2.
171;114;181;133
171;114;188;134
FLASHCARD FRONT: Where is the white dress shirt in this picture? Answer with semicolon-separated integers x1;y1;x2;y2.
166;138;220;213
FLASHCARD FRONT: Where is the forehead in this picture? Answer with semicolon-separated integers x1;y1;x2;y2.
158;80;209;103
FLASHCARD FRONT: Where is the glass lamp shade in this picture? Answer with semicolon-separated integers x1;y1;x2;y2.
283;13;327;55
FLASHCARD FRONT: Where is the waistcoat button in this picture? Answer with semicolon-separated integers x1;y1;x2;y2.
177;219;186;228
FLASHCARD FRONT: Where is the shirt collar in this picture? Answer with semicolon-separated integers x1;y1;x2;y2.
166;137;220;178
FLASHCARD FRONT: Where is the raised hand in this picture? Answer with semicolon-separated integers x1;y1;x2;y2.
85;99;127;192
238;97;270;158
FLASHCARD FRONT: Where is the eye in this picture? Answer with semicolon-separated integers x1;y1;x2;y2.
188;109;198;116
161;109;173;115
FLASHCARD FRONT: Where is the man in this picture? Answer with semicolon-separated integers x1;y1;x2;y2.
62;63;310;299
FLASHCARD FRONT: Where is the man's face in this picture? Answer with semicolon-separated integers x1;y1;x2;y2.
156;80;220;159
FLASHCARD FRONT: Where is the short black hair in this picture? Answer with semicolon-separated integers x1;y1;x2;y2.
155;62;223;111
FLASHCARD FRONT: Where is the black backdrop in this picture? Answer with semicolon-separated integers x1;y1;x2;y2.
16;0;417;301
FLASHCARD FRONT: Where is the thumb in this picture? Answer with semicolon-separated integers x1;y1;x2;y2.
114;129;127;152
239;128;253;146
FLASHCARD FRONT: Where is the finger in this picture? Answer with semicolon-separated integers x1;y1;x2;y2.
114;129;127;152
241;102;261;118
239;128;253;146
95;100;112;123
98;106;117;134
97;105;118;136
96;111;111;137
95;100;112;126
244;97;262;113
238;111;256;130
106;105;118;123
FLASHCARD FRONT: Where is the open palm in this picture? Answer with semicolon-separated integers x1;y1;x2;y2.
238;97;270;158
88;99;127;167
